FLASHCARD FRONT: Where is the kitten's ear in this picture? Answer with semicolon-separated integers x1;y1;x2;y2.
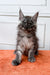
32;12;39;22
19;9;24;21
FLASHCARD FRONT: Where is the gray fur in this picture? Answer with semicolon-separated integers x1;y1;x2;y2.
12;9;39;66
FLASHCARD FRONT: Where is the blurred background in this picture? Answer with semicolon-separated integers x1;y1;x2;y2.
0;0;50;50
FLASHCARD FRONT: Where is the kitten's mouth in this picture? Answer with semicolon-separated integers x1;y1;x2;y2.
25;29;32;33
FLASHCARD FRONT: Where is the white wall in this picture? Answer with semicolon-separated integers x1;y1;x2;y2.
0;0;50;50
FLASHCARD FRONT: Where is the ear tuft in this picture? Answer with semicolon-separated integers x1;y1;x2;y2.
36;12;39;17
32;12;39;21
19;9;24;21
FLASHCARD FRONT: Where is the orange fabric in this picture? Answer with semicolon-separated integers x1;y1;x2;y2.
0;50;50;75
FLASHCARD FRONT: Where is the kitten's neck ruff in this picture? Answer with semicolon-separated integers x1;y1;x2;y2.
18;28;36;39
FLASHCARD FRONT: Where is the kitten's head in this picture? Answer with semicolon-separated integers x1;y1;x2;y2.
18;9;39;32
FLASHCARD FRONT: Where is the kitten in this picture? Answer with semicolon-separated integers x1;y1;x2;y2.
12;9;39;66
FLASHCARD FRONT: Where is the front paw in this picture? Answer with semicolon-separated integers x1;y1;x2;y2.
28;57;36;62
12;60;20;66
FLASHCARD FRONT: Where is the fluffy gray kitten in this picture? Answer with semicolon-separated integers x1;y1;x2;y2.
12;9;39;66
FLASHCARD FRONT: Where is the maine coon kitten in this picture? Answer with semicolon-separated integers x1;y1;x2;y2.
12;9;39;66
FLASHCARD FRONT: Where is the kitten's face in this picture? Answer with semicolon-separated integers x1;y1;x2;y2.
21;16;34;30
19;9;39;32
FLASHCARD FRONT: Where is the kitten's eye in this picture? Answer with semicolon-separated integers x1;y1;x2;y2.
23;19;27;23
31;20;33;23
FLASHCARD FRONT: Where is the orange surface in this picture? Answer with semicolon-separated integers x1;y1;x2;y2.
0;50;50;75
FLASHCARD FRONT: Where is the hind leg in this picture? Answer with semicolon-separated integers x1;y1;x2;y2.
35;50;38;55
35;42;38;55
14;50;16;54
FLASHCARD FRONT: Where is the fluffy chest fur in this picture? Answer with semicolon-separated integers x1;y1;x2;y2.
20;36;33;50
17;29;34;53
